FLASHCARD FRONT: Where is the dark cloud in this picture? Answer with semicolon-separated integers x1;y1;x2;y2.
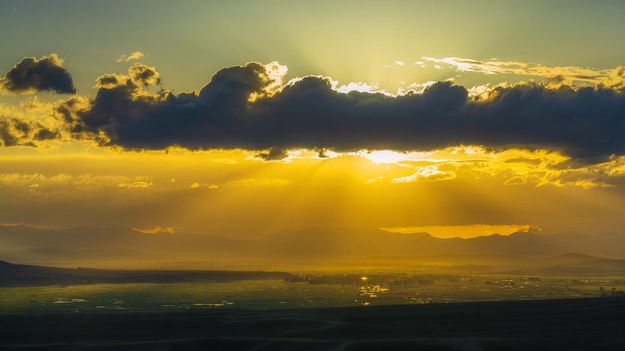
71;62;625;160
0;119;28;147
80;65;162;129
34;128;60;141
257;147;289;161
56;96;89;124
128;64;160;86
0;118;39;147
0;100;69;147
0;115;66;147
1;54;76;94
94;64;160;89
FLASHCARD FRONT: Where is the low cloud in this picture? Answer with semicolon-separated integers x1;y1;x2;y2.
0;54;76;95
0;173;155;195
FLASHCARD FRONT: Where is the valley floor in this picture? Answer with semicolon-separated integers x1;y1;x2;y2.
1;297;624;350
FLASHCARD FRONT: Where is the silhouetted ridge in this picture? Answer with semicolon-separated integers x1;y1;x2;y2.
0;261;292;287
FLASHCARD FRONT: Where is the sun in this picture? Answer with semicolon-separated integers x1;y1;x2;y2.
362;150;409;164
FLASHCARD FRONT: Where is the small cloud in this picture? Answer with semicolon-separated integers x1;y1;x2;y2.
394;60;406;66
116;180;153;189
226;178;290;187
365;176;384;184
1;54;75;95
94;63;160;90
132;226;175;234
504;176;527;185
116;51;145;63
189;182;219;189
392;166;456;183
257;147;288;161
335;82;381;94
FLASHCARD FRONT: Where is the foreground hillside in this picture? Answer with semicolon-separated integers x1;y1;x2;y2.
1;297;624;350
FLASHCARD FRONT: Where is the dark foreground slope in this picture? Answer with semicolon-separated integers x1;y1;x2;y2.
1;297;624;350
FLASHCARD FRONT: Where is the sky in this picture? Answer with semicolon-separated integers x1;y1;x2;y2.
2;0;625;265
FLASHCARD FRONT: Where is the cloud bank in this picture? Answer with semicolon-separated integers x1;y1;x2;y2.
68;62;625;161
3;55;625;161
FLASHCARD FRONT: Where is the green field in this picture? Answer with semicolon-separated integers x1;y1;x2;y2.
2;274;622;313
0;280;352;312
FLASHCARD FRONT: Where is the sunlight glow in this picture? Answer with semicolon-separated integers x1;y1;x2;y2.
132;226;176;234
381;224;535;239
362;150;412;164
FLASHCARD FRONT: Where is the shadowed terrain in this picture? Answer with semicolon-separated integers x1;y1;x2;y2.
0;261;290;286
1;297;624;350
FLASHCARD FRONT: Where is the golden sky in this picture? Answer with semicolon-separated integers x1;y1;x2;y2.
2;1;625;265
2;143;625;238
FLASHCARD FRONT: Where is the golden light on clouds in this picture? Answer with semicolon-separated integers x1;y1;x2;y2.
2;140;624;240
1;143;623;193
132;226;175;234
362;150;415;164
248;61;289;102
2;1;625;277
391;165;456;183
2;48;625;253
116;51;145;63
381;224;535;239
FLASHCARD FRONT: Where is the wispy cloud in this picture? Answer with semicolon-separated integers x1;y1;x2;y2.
225;178;290;187
116;180;153;189
0;173;153;190
422;56;625;88
391;165;456;183
116;51;145;63
132;226;175;234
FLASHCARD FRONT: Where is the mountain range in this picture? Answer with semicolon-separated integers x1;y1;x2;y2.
1;224;625;269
